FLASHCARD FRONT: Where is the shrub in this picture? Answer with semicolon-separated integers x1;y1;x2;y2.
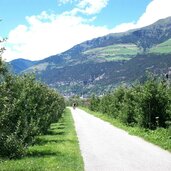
88;75;171;130
89;94;100;111
0;74;65;158
137;78;170;129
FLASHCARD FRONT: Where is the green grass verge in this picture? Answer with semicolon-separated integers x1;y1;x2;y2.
80;107;171;152
0;108;84;171
150;39;171;54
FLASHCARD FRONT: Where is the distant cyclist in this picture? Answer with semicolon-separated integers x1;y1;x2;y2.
73;103;76;109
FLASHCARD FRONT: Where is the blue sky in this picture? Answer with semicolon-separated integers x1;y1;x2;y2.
0;0;171;61
0;0;150;37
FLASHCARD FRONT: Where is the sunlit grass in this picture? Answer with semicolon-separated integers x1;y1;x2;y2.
83;44;139;61
0;109;84;171
150;39;171;54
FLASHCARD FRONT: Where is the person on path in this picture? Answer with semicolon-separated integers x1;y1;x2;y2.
72;103;77;109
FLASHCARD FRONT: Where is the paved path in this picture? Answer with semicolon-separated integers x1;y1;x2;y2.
70;107;171;171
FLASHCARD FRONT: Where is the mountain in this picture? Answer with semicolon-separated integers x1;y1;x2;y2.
9;58;37;74
10;16;171;96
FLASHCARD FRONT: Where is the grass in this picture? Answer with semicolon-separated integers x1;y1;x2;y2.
80;107;171;152
83;44;139;61
150;39;171;54
0;109;84;171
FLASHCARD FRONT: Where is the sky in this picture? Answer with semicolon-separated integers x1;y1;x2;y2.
0;0;171;61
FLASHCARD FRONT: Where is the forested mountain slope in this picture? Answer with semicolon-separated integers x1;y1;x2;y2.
10;16;171;96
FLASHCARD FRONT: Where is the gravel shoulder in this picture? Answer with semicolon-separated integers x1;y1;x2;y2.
70;107;171;171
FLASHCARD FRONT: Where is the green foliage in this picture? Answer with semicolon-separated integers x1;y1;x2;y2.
0;33;65;159
100;93;112;114
0;72;65;159
137;77;170;129
0;109;84;171
0;56;6;75
88;75;171;129
117;88;138;125
80;107;171;151
66;95;82;107
0;39;8;78
108;86;126;118
89;94;100;111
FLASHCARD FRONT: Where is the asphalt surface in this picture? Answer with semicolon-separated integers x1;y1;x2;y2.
70;107;171;171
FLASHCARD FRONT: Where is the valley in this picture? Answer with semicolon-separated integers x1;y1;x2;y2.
9;16;171;96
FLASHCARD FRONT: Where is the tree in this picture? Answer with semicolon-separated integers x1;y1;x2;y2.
89;94;100;111
137;77;170;129
0;30;65;159
0;38;7;76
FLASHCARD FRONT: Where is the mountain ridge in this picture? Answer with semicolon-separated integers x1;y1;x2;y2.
9;58;37;74
9;16;171;96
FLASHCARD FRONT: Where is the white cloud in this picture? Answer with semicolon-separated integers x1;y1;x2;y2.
136;0;171;27
3;11;109;61
3;0;110;61
57;0;109;15
77;0;109;15
111;22;136;33
3;0;171;61
111;0;171;33
57;0;78;5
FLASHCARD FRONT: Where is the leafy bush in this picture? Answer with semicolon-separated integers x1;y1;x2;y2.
88;75;171;129
118;88;137;125
0;72;65;158
137;78;170;129
89;94;100;111
0;36;65;158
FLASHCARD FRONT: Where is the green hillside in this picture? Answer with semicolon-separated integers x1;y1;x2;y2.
83;44;139;61
150;39;171;54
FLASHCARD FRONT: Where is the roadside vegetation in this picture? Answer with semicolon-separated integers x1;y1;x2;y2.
80;75;171;151
0;38;83;170
81;107;171;151
0;39;66;159
0;109;84;171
